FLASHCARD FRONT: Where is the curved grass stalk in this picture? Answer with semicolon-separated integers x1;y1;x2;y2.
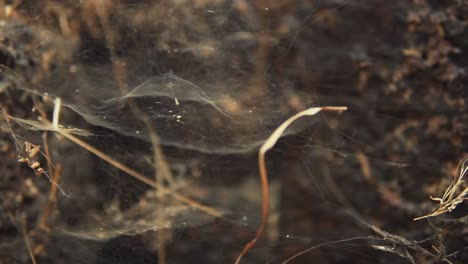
235;106;347;264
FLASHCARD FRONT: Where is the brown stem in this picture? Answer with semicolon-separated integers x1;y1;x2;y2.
235;106;347;263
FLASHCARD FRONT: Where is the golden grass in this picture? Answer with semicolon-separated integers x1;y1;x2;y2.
415;158;468;220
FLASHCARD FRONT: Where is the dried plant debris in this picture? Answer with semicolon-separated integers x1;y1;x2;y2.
0;0;467;263
415;159;468;220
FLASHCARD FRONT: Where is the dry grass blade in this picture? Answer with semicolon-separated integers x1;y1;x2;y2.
234;106;347;264
55;124;222;219
415;158;468;220
20;215;37;264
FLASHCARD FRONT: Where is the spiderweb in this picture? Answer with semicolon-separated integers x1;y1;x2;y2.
1;0;466;263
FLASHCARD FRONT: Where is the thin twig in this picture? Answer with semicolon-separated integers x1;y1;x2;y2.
38;163;61;232
37;132;60;231
282;237;371;264
56;127;222;218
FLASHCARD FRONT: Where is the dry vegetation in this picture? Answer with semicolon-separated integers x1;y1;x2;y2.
0;0;467;263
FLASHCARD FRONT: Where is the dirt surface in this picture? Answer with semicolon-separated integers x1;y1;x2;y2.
0;1;467;263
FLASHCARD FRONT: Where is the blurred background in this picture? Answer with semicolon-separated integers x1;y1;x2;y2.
0;0;466;263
